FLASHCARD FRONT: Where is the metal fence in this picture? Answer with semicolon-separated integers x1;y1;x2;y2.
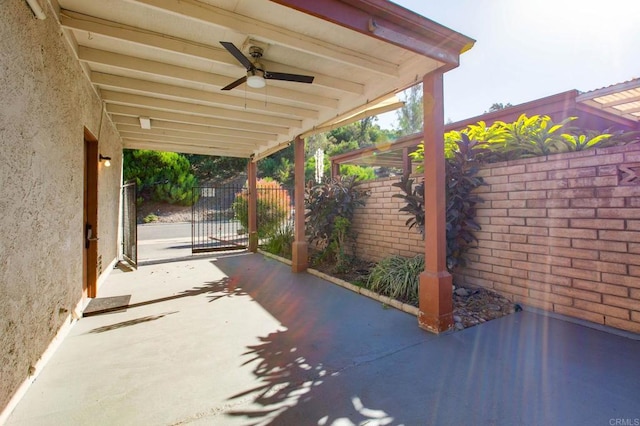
121;181;137;268
191;183;294;253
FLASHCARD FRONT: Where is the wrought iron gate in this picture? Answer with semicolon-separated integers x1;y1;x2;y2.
191;183;294;254
121;181;137;268
192;184;247;253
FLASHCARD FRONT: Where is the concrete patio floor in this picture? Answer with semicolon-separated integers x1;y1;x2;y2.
5;252;640;425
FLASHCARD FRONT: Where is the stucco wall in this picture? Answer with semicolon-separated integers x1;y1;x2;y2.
0;2;122;410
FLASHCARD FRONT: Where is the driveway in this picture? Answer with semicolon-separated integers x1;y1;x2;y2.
5;253;640;425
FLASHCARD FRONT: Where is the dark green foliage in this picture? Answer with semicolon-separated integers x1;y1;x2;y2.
258;144;294;186
185;155;247;182
366;255;424;304
396;84;423;136
123;149;199;206
262;225;294;259
400;114;638;270
444;134;486;269
305;176;369;269
393;134;486;270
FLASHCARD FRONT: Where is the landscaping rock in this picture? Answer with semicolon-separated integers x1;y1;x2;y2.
454;288;469;297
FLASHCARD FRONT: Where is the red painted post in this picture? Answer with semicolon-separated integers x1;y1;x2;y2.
248;160;258;252
331;160;340;178
419;71;453;333
402;147;412;179
292;136;308;272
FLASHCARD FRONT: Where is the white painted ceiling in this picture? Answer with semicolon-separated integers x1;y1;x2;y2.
54;0;473;159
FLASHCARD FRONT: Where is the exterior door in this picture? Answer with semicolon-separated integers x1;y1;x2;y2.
83;129;99;298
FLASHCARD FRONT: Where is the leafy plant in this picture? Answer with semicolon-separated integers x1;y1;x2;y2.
305;175;369;270
143;213;159;223
262;225;294;259
395;133;486;270
232;179;292;238
366;255;424;304
560;131;614;151
494;114;576;159
123;149;199;206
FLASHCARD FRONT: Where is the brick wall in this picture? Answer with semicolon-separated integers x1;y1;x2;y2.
454;144;640;334
352;177;423;262
351;144;640;334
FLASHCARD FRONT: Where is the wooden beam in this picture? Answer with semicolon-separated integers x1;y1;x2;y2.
65;13;364;94
78;47;342;108
122;139;250;157
291;135;308;272
132;0;399;77
248;161;258;252
418;70;452;334
100;90;302;128
271;0;474;65
113;116;276;141
118;130;263;148
116;127;266;146
107;104;289;135
92;72;319;119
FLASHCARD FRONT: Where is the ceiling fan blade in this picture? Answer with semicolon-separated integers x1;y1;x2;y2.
220;41;254;71
221;76;247;91
265;72;314;84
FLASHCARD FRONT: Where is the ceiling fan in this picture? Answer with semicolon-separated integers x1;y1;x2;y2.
220;41;314;91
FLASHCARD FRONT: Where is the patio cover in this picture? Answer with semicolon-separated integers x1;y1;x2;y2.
577;78;640;124
50;0;475;159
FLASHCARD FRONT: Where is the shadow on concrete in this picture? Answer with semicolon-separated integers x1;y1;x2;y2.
84;277;235;317
212;253;425;425
87;312;178;334
210;253;640;426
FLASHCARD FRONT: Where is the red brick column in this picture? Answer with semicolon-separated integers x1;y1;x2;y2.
419;71;453;333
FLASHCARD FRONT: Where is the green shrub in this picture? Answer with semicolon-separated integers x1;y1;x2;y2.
401;114;637;270
232;179;291;238
305;176;369;270
123;150;199;206
262;225;294;259
394;133;486;270
366;255;424;304
143;213;159;223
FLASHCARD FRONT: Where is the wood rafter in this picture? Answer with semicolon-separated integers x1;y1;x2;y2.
129;0;400;77
62;11;366;94
106;105;289;135
92;72;320;119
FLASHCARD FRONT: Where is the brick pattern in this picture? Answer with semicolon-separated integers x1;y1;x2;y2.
352;177;423;262
351;144;640;334
454;144;640;334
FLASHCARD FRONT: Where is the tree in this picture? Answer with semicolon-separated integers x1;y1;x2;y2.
486;102;513;113
185;155;247;182
395;83;423;135
124;149;199;206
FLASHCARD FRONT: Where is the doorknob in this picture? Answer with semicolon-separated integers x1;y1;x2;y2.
85;223;99;249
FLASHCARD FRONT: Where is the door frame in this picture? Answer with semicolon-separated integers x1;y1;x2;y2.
83;128;99;298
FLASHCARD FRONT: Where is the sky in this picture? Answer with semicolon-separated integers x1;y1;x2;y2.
377;0;640;128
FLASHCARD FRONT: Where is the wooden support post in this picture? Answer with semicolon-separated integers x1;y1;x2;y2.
248;160;258;252
402;147;412;179
419;71;453;333
292;136;308;272
331;161;340;178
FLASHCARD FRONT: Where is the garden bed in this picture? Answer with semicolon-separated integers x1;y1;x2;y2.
306;254;517;331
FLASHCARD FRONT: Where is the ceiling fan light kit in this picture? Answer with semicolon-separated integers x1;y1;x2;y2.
220;41;314;91
247;73;266;89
